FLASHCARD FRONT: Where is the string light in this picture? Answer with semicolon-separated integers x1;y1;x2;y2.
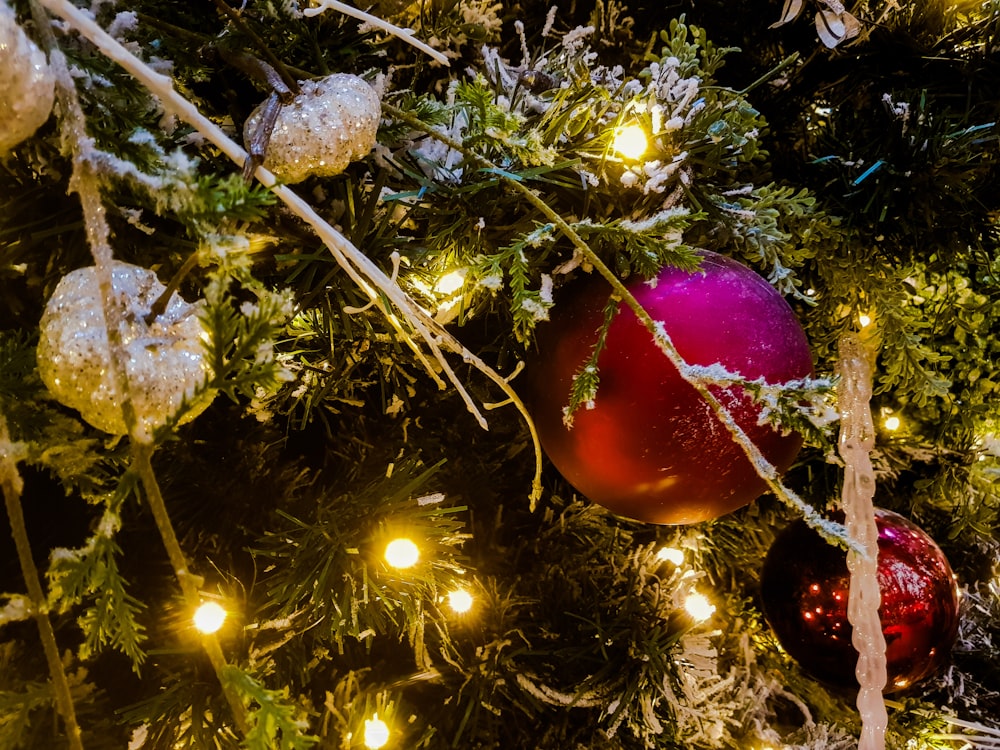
363;713;390;749
883;414;901;431
858;313;873;328
192;602;227;634
434;270;466;296
384;538;420;569
447;589;474;613
612;123;648;160
655;547;685;566
684;591;716;623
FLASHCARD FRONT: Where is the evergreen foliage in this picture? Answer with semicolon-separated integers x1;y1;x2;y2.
1;0;999;748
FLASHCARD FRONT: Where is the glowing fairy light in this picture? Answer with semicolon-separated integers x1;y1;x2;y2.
883;415;901;431
448;588;474;613
434;270;466;296
684;591;716;623
655;547;685;566
384;538;420;569
192;602;227;634
613;123;648;160
858;313;873;328
363;713;390;749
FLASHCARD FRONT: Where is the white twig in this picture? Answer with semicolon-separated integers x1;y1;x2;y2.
304;0;449;66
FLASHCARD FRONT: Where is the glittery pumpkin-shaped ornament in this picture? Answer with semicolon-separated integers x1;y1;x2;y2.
0;2;56;154
244;73;381;184
37;262;215;435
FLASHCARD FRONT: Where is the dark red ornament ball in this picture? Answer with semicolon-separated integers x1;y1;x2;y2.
760;508;960;692
524;251;813;525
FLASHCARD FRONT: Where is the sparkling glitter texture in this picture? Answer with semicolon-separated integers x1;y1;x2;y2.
0;2;56;154
244;73;381;184
37;262;215;435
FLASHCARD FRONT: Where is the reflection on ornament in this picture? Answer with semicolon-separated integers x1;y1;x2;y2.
193;602;227;634
760;508;960;692
36;261;214;435
245;73;380;184
384;538;420;569
364;714;390;749
524;250;813;525
612;124;648;160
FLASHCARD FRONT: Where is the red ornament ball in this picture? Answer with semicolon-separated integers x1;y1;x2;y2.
524;251;813;525
760;508;960;692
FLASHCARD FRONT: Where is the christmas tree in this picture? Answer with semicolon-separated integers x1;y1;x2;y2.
1;0;999;747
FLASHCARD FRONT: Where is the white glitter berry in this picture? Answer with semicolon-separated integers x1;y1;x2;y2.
37;262;214;435
0;2;56;154
244;73;381;184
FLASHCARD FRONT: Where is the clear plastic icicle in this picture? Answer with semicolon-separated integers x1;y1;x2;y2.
837;334;888;750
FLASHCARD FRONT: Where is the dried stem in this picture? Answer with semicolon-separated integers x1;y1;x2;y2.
0;414;85;750
144;249;200;325
210;0;300;93
129;443;251;735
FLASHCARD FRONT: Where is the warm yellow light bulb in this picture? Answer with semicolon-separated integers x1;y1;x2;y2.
613;124;648;160
858;313;872;328
364;714;390;749
883;415;901;431
193;602;227;634
655;547;685;566
384;538;420;569
434;270;466;295
684;591;716;623
448;589;474;613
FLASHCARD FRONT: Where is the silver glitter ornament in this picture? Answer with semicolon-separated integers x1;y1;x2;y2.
37;262;215;436
244;73;381;184
0;2;56;155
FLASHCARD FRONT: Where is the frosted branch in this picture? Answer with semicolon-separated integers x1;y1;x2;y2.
304;0;450;66
0;412;85;750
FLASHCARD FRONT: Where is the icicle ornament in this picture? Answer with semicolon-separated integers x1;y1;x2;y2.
244;73;380;183
0;1;56;154
836;334;887;750
37;262;214;435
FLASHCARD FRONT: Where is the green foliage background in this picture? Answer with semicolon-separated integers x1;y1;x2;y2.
1;0;999;748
